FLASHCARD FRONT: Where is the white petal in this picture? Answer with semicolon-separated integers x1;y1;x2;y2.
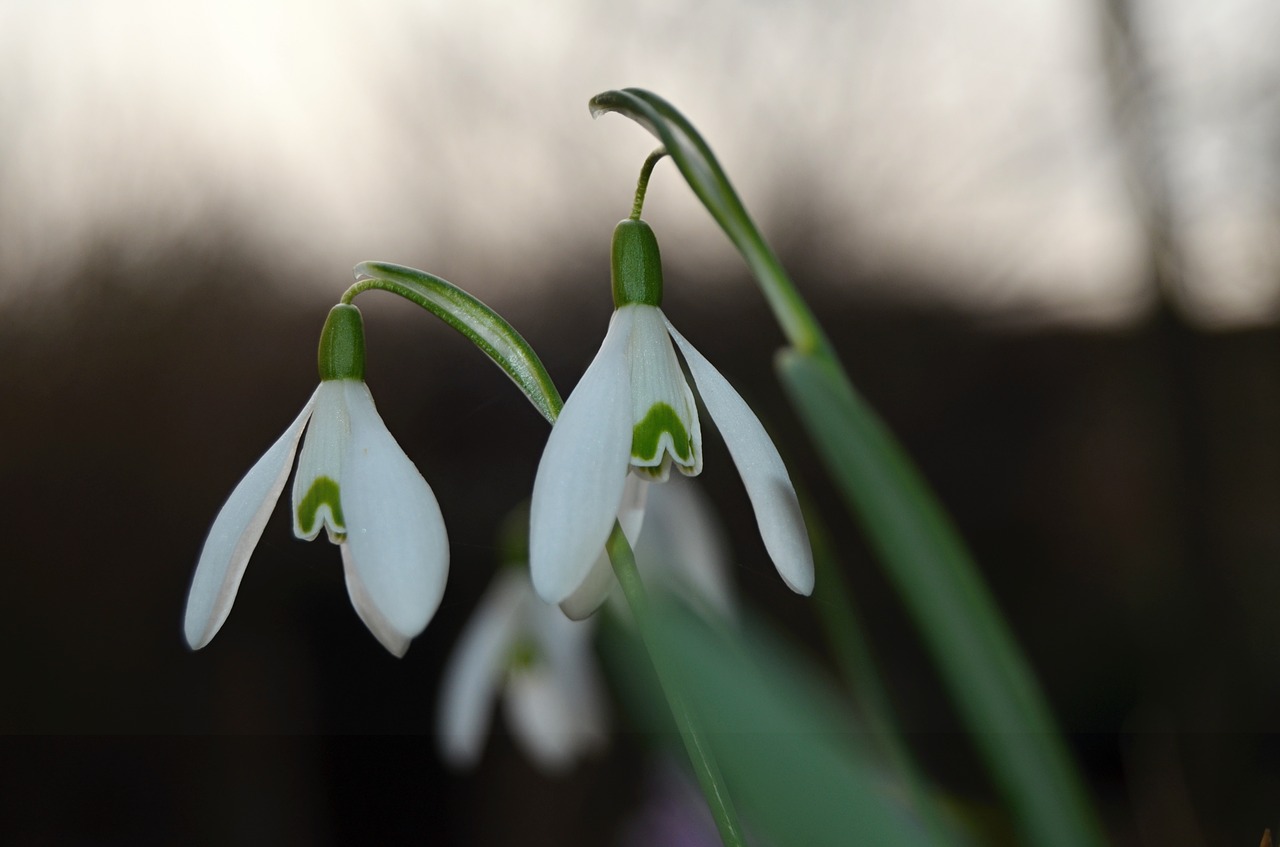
503;671;579;772
341;545;410;657
508;606;609;771
340;381;449;653
627;305;702;478
437;570;530;768
292;381;350;541
183;390;318;650
559;476;649;620
529;307;636;604
666;320;815;595
637;474;736;617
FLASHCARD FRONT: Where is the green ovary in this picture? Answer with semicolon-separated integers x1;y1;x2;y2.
296;476;345;536
507;638;540;671
632;402;693;465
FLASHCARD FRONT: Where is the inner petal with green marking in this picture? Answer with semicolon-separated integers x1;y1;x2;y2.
632;401;696;474
296;475;346;541
624;304;703;480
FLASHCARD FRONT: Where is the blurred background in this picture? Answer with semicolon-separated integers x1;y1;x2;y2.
2;0;1279;843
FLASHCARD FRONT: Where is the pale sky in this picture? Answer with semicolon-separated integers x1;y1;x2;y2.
0;0;1275;327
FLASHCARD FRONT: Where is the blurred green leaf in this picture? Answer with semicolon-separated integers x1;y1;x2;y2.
646;600;940;847
777;349;1106;847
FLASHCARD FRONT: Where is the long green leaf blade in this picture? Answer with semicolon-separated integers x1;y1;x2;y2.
777;349;1106;847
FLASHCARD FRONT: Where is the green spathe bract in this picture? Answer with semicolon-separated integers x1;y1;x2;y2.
317;303;366;382
295;475;345;540
611;219;663;308
632;401;692;464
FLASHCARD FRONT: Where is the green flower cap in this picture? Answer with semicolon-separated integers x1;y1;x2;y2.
317;303;366;382
611;219;664;308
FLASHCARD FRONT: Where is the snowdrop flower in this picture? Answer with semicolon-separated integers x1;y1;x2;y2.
183;303;448;657
438;567;608;772
530;218;813;608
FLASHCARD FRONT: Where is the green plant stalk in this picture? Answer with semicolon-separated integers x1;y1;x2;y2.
606;521;747;847
631;147;668;221
590;87;1106;846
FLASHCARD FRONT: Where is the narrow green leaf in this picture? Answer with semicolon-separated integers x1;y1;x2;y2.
349;261;562;422
776;349;1107;847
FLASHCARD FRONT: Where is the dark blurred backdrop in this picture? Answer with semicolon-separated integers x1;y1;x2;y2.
2;1;1279;845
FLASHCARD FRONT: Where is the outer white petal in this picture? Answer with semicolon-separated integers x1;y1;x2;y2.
341;545;410;657
665;320;815;595
437;569;530;768
559;475;649;620
340;381;449;653
183;389;318;650
529;307;636;604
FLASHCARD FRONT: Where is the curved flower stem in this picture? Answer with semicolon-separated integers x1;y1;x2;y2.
606;521;747;847
590;89;835;364
343;262;563;424
631;147;668;221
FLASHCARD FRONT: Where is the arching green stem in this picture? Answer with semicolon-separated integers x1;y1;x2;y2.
345;261;562;423
631;147;668;221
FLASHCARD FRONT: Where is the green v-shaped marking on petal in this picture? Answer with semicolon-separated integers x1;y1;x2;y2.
296;476;345;536
632;402;692;463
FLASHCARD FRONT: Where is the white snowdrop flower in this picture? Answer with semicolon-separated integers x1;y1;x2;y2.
530;219;813;609
183;303;448;657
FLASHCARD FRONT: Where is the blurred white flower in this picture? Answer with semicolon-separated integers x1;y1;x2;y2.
438;568;608;773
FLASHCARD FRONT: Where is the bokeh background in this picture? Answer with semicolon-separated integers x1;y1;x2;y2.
2;0;1279;844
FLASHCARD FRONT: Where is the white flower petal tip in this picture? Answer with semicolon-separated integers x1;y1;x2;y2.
183;392;318;650
664;319;815;597
530;308;636;604
340;382;449;653
341;546;412;657
559;475;649;621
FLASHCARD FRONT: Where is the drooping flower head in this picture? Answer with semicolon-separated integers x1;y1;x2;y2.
529;218;814;611
183;303;448;657
437;566;609;773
